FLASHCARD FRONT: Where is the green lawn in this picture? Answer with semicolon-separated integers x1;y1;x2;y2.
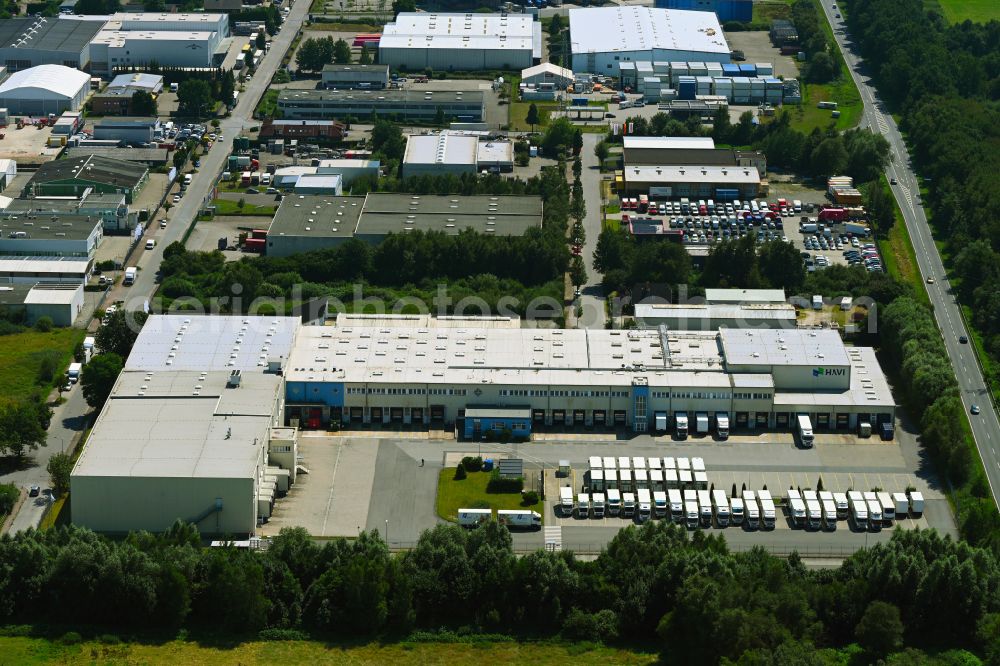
0;636;656;665
932;0;1000;22
0;329;86;404
877;183;929;306
436;469;541;523
212;199;277;216
255;89;279;120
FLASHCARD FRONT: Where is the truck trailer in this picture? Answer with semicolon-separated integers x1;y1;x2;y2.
797;414;814;448
697;490;713;527
668;488;683;522
712;489;731;527
743;491;759;529
787;489;807;528
730;497;744;526
622;492;636;518
675;412;689;438
757;489;776;529
559;486;574;515
637;489;652;522
497;509;542;530
715;412;729;439
591;492;606;519
653;491;667;518
458;508;492;527
577;493;590;519
607;488;622;516
877;492;895;526
908;491;924;517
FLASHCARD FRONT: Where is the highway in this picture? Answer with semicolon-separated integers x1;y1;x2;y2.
819;3;1000;507
122;0;311;311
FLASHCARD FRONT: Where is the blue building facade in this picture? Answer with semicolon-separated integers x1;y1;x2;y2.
656;0;753;23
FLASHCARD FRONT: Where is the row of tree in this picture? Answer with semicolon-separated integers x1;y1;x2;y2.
0;523;997;662
295;37;353;72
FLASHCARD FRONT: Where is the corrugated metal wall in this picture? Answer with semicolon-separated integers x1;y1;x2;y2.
655;0;753;23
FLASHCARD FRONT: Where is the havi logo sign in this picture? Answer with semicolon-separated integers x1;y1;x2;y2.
813;367;846;377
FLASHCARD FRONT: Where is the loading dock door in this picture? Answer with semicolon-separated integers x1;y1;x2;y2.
613;410;626;425
532;409;545;423
775;412;789;428
390;407;404;422
370;407;383;423
593;409;606;426
573;410;585;425
411;407;424;423
816;413;830;429
736;412;748;427
349;406;363;421
552;409;566;424
430;405;444;421
655;412;667;432
836;413;849;429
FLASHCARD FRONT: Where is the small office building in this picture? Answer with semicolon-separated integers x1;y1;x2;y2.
0;256;91;284
321;64;390;89
621;165;761;199
24;154;148;203
22;283;84;326
0;214;104;260
402;133;514;178
521;62;573;90
93;117;161;145
277;89;485;123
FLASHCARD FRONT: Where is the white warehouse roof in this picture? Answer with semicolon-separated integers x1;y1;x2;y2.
521;62;573;80
705;288;787;304
380;12;538;52
569;7;729;57
0;65;89;100
719;328;850;368
623;136;716;150
403;133;478;167
626;165;760;185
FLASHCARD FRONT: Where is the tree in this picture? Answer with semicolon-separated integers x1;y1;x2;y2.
0;399;48;458
34;316;52;332
391;0;416;15
526;103;540;132
131;91;157;116
359;45;372;65
541;117;576;157
177;79;212;117
434;105;445;126
594;140;610;164
47;452;73;495
256;32;267;50
855;601;904;658
454;462;467;480
95;309;148;359
333;39;352;65
809;138;849;178
572;129;583;156
219;70;236;110
370;119;406;162
81;353;123;410
295;38;320;71
74;0;120;13
758;240;806;291
571;256;588;287
808;50;836;83
864;181;896;237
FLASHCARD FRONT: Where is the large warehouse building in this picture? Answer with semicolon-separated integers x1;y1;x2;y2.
24;154;148;203
655;0;753;23
402;132;514;178
634;302;797;330
379;13;541;71
71;315;302;537
264;192;543;257
0;16;104;72
277;89;485;122
569;7;729;73
284;314;895;435
88;13;230;77
0;65;90;115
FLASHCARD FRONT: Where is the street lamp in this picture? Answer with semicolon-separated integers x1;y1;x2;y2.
384;519;389;545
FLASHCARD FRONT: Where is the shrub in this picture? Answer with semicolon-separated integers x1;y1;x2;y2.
98;634;121;645
461;456;483;472
486;470;523;493
59;632;82;645
454;463;467;480
522;490;539;506
561;609;619;642
34;316;53;332
258;628;309;641
0;483;19;515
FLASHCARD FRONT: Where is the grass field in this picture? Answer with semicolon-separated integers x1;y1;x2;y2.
0;329;86;404
212;199;276;216
930;0;1000;23
877;184;929;306
0;636;657;665
436;469;542;523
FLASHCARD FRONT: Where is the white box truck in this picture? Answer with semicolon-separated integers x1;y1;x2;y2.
622;492;636;518
679;469;693;488
806;497;822;530
577;493;590;519
758;489;776;529
712;489;730;527
743;491;759;529
715;412;729;439
589;455;601;471
498;509;542;530
877;492;895;526
833;491;849;519
787;489;806;528
866;499;883;531
797;414;814;447
589;469;605;493
684;497;699;529
668;488;683;522
691;457;705;474
730;497;744;526
822;498;837;530
607;488;622;516
675;412;689;438
852;498;869;530
695;412;709;435
619;469;633;493
66;362;82;384
892;492;909;519
634;469;649;490
654;411;668;432
697;490;713;527
605;469;618;490
559;486;574;515
653;491;667;518
592;492;606;519
676;457;690;472
618;456;631;471
124;266;137;285
637;488;652;522
458;508;492;527
694;471;708;490
908;491;924;518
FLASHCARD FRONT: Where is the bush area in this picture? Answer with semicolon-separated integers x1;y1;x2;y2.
436;470;536;522
0;523;998;663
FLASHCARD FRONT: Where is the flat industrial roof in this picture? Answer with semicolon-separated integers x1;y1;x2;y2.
706;288;786;304
625;165;760;185
91;30;217;47
72;370;281;480
322;64;389;74
358;193;542;236
124;314;301;372
0;284;32;306
774;347;894;408
404;133;478;167
23;283;82;305
30;154;148;189
719;328;850;369
107;72;163;91
623;136;716;150
380;12;538;51
65;148;169;164
569;7;729;57
269;195;364;238
278;88;485;105
0;17;104;55
0;214;100;241
0;257;89;272
635;303;797;322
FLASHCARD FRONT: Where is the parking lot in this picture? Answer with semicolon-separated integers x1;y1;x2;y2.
0;122;61;165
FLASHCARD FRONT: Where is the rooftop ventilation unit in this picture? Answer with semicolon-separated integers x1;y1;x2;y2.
227;369;242;388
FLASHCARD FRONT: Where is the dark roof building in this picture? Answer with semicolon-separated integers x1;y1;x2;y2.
276;89;485;122
24;154;149;203
0;17;105;72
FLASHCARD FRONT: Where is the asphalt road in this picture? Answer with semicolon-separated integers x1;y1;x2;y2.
576;132;607;329
121;0;311;312
819;4;1000;508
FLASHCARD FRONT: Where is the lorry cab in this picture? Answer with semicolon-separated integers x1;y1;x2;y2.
743;491;758;529
668;489;683;522
637;489;652;522
712;489;730;527
730;497;744;526
559;486;574;516
577;493;590;519
592;492;606;518
675;412;689;439
697;490;712;527
684;500;699;528
606;488;622;516
787;489;806;527
653;491;667;518
622;492;636;518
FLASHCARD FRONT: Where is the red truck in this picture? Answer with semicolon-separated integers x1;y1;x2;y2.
819;207;848;222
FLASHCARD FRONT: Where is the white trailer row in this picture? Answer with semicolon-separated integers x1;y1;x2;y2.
457;508;542;530
586;456;708;492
